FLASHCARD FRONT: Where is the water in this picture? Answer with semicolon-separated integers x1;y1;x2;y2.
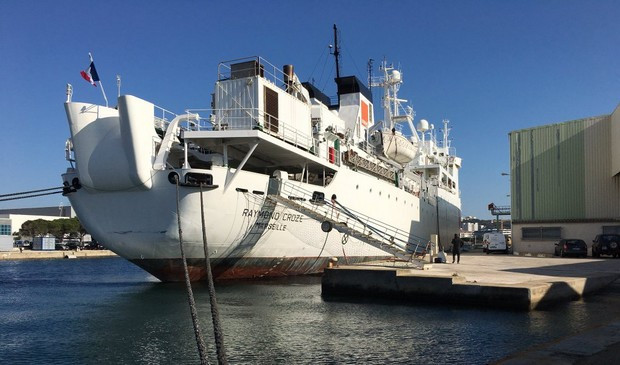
1;258;620;364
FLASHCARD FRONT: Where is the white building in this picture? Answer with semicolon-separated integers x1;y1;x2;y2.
0;206;75;251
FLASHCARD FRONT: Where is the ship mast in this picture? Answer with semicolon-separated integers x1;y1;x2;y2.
442;119;450;151
370;60;419;142
332;24;341;80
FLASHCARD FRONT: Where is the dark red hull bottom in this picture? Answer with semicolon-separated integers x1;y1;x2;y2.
129;256;391;282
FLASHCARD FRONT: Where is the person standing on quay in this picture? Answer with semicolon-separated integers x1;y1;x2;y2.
451;234;463;264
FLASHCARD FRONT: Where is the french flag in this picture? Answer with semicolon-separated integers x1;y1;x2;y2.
80;57;100;87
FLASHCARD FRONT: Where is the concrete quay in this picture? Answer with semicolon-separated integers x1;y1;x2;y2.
322;254;620;310
1;249;117;260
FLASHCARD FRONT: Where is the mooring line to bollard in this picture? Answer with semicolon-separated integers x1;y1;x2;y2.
0;186;65;202
200;184;229;365
175;177;210;365
0;186;65;198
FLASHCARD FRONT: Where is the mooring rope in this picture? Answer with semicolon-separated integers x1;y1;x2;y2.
199;184;228;365
0;186;64;198
0;191;63;202
175;177;209;365
0;186;65;202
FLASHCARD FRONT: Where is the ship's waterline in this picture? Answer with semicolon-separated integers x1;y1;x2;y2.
129;256;392;282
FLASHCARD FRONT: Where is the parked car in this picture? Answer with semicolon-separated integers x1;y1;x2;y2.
592;234;620;258
15;240;31;248
65;240;81;250
554;239;587;258
55;243;68;251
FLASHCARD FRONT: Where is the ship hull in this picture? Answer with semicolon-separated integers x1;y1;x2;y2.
61;58;463;282
63;163;460;282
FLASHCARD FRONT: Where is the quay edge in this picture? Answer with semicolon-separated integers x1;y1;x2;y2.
321;257;620;310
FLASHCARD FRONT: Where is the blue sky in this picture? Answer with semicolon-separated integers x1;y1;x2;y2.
1;0;618;219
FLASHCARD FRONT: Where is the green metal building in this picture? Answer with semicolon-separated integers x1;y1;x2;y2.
509;104;620;254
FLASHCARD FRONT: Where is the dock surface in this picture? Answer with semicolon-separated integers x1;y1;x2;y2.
322;253;620;310
1;249;117;260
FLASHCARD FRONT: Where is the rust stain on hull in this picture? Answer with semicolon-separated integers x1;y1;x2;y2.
130;256;391;282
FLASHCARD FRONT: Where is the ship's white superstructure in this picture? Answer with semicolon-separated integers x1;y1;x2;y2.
61;53;461;282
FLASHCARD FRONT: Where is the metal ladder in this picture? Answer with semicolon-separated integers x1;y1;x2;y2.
266;179;431;265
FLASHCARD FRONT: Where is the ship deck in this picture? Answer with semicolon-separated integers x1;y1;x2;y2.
182;129;336;173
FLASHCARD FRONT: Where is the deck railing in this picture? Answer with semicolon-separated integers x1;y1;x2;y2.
185;107;314;151
217;56;288;92
153;105;177;131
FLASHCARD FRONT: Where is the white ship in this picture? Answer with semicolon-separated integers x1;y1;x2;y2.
61;40;461;282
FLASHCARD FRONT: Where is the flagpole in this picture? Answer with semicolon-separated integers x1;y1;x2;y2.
98;80;109;107
89;52;108;107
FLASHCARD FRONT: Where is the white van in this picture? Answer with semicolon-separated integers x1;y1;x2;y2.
483;232;509;254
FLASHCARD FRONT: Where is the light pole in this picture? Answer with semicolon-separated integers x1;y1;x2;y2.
500;172;510;232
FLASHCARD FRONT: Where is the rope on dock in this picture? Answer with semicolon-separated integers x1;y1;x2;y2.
175;177;210;365
200;184;229;365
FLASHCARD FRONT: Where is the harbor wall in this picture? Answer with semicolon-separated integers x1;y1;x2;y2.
1;249;117;260
321;263;620;311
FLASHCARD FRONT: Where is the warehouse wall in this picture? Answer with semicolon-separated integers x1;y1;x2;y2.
513;221;619;255
510;108;620;255
584;115;620;219
612;104;620;176
510;115;619;222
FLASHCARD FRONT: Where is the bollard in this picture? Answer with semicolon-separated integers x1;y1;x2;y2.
430;234;439;263
328;257;339;268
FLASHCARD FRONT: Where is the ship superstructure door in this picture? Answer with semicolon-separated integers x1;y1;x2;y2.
264;86;279;133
